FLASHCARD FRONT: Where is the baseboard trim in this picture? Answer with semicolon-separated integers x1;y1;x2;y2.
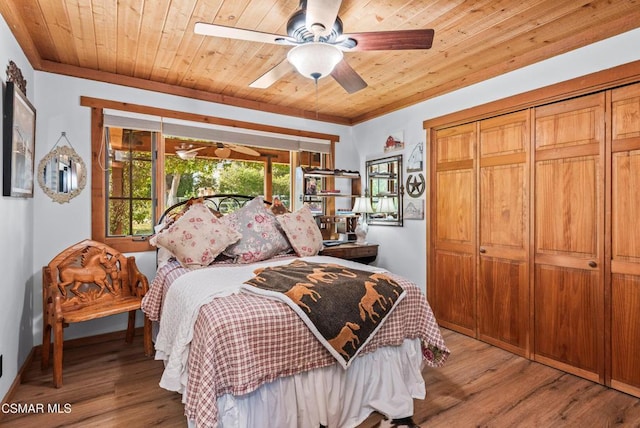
1;347;35;406
1;327;146;404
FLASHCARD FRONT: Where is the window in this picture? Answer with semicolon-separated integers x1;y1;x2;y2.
106;128;156;237
86;99;337;253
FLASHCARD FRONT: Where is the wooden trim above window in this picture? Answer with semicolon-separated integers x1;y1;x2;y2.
80;96;341;144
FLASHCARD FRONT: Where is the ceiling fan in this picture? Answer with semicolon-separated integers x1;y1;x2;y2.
194;0;435;94
175;143;261;160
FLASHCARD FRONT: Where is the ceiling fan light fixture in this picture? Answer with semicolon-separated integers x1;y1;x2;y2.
287;42;343;80
176;150;197;160
215;146;232;158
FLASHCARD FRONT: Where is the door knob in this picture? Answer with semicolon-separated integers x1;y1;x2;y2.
479;247;486;254
588;261;597;268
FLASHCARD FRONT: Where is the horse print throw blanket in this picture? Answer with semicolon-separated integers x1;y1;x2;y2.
242;259;406;368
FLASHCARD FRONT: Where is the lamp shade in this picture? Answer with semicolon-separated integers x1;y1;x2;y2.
376;196;396;213
287;42;344;80
352;196;374;214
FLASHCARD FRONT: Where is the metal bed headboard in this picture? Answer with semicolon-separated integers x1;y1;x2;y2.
158;194;271;224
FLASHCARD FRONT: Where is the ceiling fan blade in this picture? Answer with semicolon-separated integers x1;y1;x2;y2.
331;60;367;94
305;0;342;37
341;29;435;51
194;22;295;45
249;59;294;89
183;146;208;154
227;144;261;157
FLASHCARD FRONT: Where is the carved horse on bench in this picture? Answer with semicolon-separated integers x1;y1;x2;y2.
57;247;118;298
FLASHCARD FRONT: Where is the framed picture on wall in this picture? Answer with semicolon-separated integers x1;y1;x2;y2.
404;198;424;220
406;141;424;172
384;130;404;152
3;81;36;197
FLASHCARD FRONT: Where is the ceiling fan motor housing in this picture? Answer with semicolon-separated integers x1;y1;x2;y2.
287;7;343;43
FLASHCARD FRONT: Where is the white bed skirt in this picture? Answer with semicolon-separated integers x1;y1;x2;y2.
187;338;425;428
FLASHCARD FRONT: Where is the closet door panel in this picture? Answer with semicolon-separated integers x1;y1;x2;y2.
533;93;605;381
534;265;601;377
477;111;529;355
611;274;640;392
535;96;603;150
436;169;474;245
612;151;640;265
478;257;528;353
610;83;640;397
480;163;525;250
434;250;475;335
430;123;476;335
535;157;598;258
612;83;640;143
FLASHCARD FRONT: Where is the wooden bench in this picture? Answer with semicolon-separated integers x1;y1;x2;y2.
42;239;153;387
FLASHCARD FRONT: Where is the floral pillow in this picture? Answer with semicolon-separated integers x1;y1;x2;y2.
276;204;324;257
152;203;242;269
223;197;292;263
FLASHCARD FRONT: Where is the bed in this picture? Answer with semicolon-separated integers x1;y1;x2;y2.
142;195;449;428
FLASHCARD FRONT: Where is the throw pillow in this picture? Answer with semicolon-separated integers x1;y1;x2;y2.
223;197;292;263
276;204;324;257
152;202;241;269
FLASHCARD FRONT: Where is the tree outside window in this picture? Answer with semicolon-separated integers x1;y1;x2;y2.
104;127;292;243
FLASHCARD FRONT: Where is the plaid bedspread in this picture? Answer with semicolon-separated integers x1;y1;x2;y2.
142;257;449;427
242;260;407;368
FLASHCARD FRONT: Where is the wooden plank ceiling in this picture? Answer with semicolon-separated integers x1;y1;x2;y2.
1;0;639;125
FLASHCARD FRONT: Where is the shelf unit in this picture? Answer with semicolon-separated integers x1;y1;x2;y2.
294;167;362;239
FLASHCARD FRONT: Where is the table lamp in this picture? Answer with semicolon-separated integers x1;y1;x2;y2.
352;196;374;245
376;196;396;219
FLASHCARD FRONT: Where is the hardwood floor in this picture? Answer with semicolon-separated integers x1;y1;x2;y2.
362;329;640;428
1;330;184;427
2;328;639;427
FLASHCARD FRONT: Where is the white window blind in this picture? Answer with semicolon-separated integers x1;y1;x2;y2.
103;111;163;132
103;110;332;153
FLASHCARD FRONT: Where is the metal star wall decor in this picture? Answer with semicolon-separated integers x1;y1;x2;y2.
406;173;425;198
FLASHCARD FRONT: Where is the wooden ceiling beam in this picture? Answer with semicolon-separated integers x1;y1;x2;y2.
43;59;353;126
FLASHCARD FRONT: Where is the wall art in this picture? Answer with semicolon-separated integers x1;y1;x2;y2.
3;81;36;197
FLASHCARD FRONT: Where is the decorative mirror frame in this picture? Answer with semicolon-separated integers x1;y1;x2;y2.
366;153;404;227
38;145;87;203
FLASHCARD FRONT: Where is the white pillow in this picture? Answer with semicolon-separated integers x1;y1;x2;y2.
152;203;241;269
276;204;324;257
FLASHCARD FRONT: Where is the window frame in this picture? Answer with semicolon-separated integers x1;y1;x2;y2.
86;97;338;253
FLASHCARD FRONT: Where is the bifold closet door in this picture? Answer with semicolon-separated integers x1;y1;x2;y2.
429;123;476;336
610;83;640;397
533;93;605;382
477;111;530;356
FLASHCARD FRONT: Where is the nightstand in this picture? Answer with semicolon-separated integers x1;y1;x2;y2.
320;242;378;264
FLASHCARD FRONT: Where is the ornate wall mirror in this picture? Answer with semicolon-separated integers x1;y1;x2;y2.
38;133;86;203
366;154;403;226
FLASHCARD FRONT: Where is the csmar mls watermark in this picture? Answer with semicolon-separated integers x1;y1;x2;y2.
2;402;72;414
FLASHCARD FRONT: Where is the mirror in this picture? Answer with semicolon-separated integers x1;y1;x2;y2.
366;154;403;226
38;145;86;203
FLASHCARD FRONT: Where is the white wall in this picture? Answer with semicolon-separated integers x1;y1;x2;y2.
353;27;640;290
0;15;36;399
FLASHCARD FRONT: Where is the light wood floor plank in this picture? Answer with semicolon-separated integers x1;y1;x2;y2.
2;328;639;427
